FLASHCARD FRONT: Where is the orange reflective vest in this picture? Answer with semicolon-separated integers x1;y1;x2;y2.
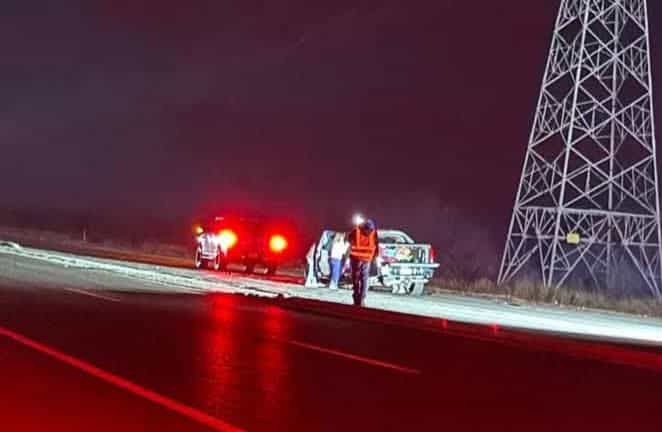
350;228;377;261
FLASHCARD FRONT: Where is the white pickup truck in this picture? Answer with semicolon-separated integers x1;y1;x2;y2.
304;229;439;295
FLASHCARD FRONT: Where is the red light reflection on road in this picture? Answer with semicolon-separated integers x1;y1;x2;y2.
441;319;448;329
199;296;293;422
256;305;292;417
262;305;289;337
210;294;239;324
198;295;241;415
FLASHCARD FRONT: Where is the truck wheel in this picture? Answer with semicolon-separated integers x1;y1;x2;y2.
303;265;312;286
409;282;426;296
212;249;226;271
266;264;277;276
194;246;207;270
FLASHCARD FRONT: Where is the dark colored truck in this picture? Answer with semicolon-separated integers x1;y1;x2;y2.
193;216;294;275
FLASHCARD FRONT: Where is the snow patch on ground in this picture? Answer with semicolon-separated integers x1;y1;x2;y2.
0;241;22;250
0;243;278;297
1;242;662;345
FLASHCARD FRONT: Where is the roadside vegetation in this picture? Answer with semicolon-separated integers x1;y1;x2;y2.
0;225;190;258
428;277;662;319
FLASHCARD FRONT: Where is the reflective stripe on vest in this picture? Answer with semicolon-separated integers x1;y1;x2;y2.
350;228;376;261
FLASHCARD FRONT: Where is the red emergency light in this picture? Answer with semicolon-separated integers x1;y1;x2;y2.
218;229;238;249
269;234;288;253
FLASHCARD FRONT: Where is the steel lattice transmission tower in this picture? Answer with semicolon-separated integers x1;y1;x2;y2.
498;0;662;297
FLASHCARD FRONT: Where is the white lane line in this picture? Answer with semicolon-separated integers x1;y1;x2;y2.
0;325;244;432
62;287;122;303
286;339;421;375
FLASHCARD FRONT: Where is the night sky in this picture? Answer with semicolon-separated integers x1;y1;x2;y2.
2;1;662;273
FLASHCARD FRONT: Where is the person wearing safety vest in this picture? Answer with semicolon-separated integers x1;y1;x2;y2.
348;219;379;306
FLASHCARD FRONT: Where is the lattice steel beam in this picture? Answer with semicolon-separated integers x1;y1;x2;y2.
499;0;662;298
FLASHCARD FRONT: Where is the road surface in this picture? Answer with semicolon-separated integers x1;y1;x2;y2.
3;243;662;346
0;250;661;431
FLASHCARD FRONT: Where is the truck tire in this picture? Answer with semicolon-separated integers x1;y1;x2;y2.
409;282;426;296
212;249;226;271
266;264;278;276
194;246;207;270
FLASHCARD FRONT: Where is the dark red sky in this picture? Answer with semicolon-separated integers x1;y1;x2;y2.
1;0;661;258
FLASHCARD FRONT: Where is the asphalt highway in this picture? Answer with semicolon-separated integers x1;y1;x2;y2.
1;253;661;431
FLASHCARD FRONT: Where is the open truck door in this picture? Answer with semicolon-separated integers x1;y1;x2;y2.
304;230;338;287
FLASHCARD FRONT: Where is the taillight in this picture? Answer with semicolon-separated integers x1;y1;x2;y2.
429;246;436;263
218;229;238;249
269;235;288;253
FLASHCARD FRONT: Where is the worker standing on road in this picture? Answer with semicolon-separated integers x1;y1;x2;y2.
329;232;349;289
348;219;379;306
